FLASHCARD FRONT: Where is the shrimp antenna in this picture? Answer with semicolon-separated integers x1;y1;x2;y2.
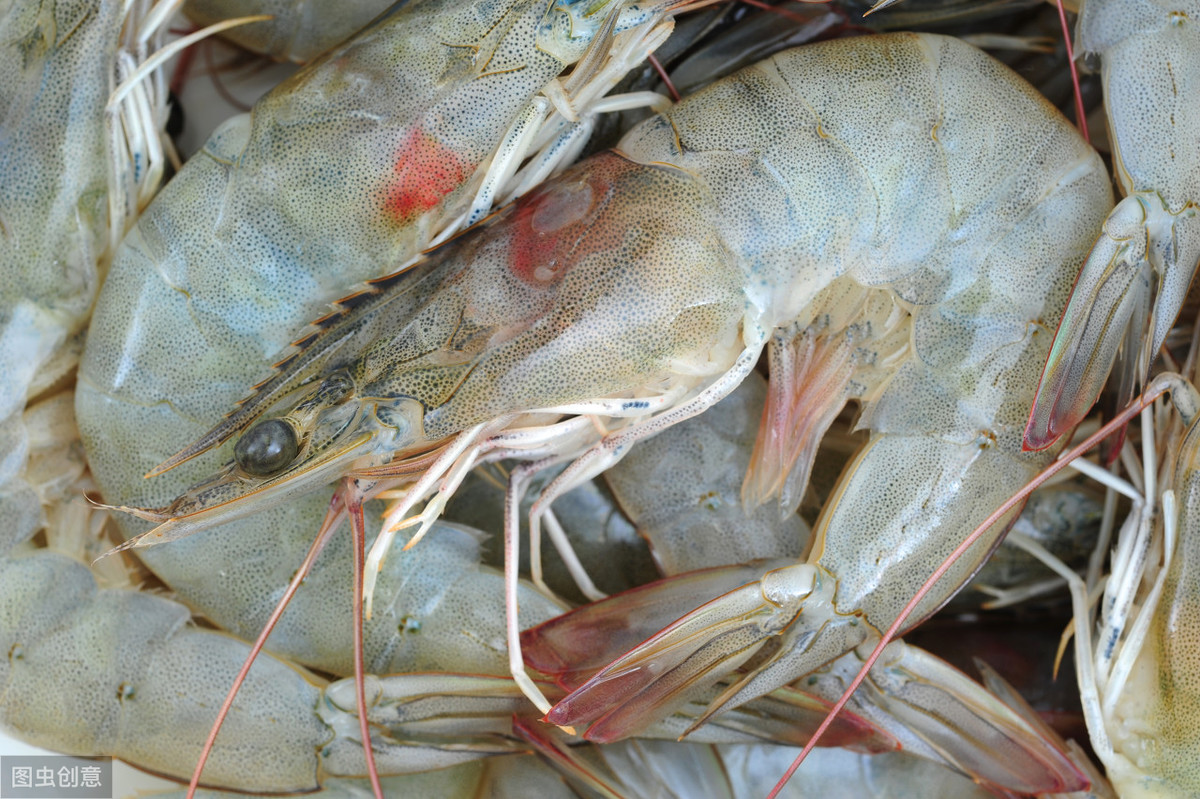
767;381;1170;797
1054;0;1089;144
185;480;384;799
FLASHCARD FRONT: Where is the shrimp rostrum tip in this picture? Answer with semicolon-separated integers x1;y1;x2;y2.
109;32;1113;727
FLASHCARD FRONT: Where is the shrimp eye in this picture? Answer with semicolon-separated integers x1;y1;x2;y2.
234;419;299;477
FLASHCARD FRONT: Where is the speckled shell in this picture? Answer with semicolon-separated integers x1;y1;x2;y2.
0;0;119;410
519;34;1113;737
78;31;1114;762
616;32;1112;625
1078;0;1200;397
0;552;327;792
0;0;123;552
1079;0;1200;208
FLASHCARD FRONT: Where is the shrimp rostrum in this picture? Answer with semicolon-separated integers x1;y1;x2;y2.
112;31;1113;728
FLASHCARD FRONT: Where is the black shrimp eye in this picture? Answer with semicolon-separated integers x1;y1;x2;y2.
234;419;299;477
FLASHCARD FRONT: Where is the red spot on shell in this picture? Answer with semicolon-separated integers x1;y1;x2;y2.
507;178;598;285
384;126;474;224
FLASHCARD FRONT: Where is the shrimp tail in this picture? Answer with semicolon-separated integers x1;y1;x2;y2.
1025;192;1200;451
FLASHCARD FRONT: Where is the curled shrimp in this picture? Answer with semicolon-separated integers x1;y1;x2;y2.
107;30;1114;746
530;31;1111;728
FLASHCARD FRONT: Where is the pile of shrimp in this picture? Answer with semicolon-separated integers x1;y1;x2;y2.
1;0;1197;796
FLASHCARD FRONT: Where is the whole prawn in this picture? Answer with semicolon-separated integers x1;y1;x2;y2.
537;31;1112;731
107;30;1113;748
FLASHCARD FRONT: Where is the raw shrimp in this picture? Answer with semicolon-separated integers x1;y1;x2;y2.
531;31;1110;726
1025;0;1200;449
76;0;675;676
115;32;1111;731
